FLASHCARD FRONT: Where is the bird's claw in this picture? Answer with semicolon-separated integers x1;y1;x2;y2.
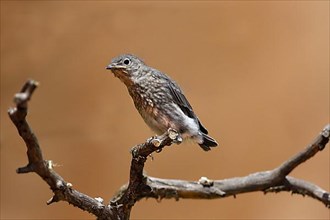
168;128;182;144
148;129;182;150
150;138;164;153
151;138;162;147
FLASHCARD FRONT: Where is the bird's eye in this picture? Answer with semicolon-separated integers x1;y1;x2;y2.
123;58;130;65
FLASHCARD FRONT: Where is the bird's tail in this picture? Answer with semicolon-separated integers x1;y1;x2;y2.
199;133;218;151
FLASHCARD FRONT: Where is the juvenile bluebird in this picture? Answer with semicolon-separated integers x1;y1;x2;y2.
106;54;218;151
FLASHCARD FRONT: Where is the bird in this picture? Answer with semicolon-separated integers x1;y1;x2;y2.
106;54;218;151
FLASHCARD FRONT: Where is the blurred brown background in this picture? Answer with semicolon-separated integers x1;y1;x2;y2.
1;1;329;219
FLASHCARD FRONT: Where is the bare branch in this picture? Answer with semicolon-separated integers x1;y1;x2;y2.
8;80;114;220
136;124;330;207
142;173;329;207
112;123;329;218
9;80;329;220
110;129;180;219
274;124;330;179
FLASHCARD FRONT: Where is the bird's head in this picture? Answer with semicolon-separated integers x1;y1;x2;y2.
106;54;145;86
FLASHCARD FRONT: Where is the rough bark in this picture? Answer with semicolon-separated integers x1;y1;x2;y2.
8;80;330;220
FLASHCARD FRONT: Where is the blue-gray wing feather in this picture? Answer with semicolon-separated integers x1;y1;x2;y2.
168;82;208;134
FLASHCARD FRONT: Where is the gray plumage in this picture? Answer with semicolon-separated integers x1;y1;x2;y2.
106;54;218;151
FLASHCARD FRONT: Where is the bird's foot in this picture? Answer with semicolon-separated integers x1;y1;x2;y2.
146;136;161;146
146;129;182;153
150;138;163;153
167;128;182;144
150;138;162;147
147;136;163;152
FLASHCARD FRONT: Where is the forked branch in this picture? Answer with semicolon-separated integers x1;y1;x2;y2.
8;80;329;220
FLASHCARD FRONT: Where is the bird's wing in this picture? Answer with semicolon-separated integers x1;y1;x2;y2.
168;82;208;134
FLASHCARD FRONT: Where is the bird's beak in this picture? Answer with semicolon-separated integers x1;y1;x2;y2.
106;63;126;70
106;64;114;70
